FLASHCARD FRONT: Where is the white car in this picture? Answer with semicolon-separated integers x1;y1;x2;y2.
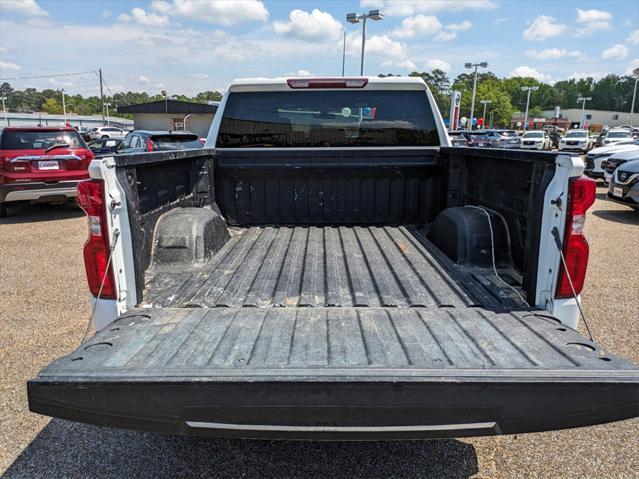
557;130;593;153
584;140;639;179
602;149;639;184
601;129;634;146
520;130;551;150
89;126;127;140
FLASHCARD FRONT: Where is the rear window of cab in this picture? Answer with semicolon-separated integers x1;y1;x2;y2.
216;90;440;147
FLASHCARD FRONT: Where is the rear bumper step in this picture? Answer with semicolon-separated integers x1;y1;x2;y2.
28;375;639;440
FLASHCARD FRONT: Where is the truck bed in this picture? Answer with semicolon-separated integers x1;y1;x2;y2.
141;225;525;310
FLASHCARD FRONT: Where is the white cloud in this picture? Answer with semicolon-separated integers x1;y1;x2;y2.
424;58;451;72
1;0;48;17
625;59;639;75
526;48;584;60
368;0;496;16
151;0;269;25
628;30;639;45
576;8;611;23
48;77;74;88
432;20;472;41
391;14;442;38
189;73;209;79
381;59;416;70
509;65;550;82
136;75;152;85
494;17;508;25
119;8;169;27
101;9;112;19
568;72;605;81
0;60;22;71
573;21;611;37
347;32;407;60
523;16;567;41
24;17;55;28
602;44;628;60
296;69;312;77
273;9;342;41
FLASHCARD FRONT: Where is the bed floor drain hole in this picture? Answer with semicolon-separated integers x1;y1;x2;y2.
556;327;567;332
565;342;596;352
85;342;113;351
599;357;611;362
71;357;83;361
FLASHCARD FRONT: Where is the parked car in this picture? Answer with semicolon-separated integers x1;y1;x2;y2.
0;126;94;217
557;130;593;153
117;130;204;154
584;140;639;179
89;126;127;140
520;130;551;150
595;130;608;147
460;130;492;147
448;130;468;146
29;76;639;440
548;131;563;149
601;128;634;146
602;149;639;184
88;138;123;157
75;126;92;142
484;129;521;148
607;159;639;209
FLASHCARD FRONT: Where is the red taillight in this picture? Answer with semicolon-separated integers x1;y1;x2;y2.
555;177;596;299
286;78;368;89
145;138;154;152
76;179;116;299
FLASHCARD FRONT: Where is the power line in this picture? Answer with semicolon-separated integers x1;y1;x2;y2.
0;70;98;81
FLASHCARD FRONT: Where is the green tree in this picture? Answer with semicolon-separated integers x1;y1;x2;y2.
42;97;63;114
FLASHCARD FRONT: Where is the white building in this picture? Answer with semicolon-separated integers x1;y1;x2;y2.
117;99;219;138
513;108;633;129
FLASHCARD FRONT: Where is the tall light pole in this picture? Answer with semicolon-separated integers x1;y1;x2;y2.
629;67;639;126
104;102;111;126
521;86;539;131
577;95;592;128
341;29;346;77
465;61;488;129
60;88;67;124
0;96;7;126
346;10;384;76
480;99;492;129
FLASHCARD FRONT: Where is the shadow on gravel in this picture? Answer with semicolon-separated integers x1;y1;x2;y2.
4;419;479;478
592;208;639;225
0;202;83;225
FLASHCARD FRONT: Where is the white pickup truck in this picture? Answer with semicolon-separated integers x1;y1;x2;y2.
29;77;638;440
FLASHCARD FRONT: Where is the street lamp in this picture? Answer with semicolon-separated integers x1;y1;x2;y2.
60;88;67;125
629;67;639;126
104;102;111;126
577;96;592;128
346;9;384;76
0;96;7;126
480;99;492;129
465;61;488;129
521;86;539;131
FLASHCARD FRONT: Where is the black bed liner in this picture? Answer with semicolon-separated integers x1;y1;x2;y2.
29;307;639;438
142;226;525;310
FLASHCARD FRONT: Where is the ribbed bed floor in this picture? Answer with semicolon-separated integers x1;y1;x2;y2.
142;226;476;309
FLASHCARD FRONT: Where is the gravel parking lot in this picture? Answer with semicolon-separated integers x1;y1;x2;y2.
1;186;637;479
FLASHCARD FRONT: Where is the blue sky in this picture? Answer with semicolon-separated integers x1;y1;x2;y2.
1;0;638;97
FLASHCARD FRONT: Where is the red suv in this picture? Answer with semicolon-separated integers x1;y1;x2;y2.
0;127;94;217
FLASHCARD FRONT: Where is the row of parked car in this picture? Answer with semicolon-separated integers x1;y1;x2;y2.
0;126;205;217
449;126;638;154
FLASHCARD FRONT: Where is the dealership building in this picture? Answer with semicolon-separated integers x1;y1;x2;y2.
511;108;633;130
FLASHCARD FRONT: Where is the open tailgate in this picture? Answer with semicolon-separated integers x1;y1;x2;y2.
28;308;639;439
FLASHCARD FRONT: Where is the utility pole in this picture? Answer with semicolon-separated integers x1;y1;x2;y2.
0;96;7;126
341;30;346;77
346;10;384;76
480;99;492;129
577;95;592;128
464;61;488;129
99;68;105;124
521;86;539;131
630;68;639;126
61;88;67;124
104;102;111;126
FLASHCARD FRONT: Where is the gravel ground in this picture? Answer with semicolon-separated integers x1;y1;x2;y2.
1;187;637;479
